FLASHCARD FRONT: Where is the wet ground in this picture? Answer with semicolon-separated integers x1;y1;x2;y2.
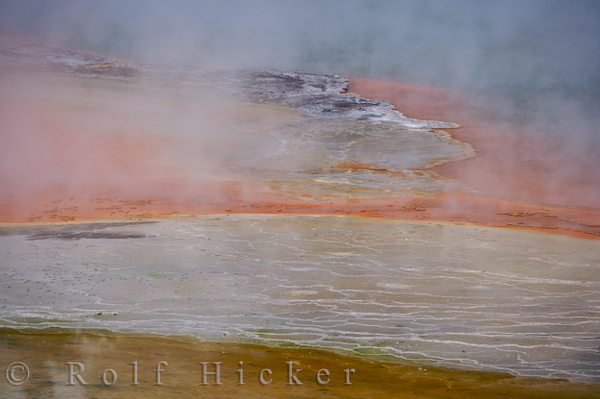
1;216;599;382
1;44;598;237
1;44;599;395
2;328;598;399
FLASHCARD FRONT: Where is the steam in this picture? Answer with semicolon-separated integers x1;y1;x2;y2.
1;0;599;211
2;1;599;88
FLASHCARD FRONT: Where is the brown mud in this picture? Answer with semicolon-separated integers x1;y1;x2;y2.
1;328;598;399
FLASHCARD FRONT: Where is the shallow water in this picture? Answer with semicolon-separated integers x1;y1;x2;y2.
2;45;598;240
1;44;599;388
1;216;599;382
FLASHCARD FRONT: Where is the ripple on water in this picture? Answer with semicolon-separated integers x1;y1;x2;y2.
0;215;599;382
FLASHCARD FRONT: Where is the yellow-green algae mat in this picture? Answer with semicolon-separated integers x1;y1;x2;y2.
0;328;598;398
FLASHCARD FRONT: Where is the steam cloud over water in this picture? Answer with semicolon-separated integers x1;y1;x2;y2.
1;0;600;387
1;0;599;208
2;1;599;96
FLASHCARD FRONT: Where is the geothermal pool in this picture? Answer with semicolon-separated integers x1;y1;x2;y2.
1;44;599;394
1;216;599;382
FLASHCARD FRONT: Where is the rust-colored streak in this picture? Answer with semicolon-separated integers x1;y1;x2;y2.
1;70;599;239
347;76;600;238
348;77;600;209
334;161;405;177
4;190;598;239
